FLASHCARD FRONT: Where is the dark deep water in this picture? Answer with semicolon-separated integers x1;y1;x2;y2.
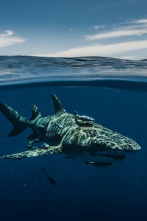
0;56;147;221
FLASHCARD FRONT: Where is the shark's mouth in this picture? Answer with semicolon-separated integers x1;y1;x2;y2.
95;151;126;161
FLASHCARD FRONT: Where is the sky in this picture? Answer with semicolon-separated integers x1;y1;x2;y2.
0;0;147;59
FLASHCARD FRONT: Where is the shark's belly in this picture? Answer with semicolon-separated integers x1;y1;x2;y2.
64;146;136;167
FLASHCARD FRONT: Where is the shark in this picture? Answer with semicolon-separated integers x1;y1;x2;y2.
0;94;141;167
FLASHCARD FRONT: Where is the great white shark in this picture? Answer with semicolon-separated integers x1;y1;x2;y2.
0;94;141;166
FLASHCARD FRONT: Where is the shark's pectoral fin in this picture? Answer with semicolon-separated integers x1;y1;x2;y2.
0;145;62;160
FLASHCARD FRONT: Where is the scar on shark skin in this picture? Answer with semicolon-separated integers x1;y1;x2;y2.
0;94;141;167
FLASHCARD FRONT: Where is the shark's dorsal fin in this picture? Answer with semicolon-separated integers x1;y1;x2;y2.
30;104;41;121
52;94;66;115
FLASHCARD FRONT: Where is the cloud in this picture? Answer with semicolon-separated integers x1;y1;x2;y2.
92;25;105;30
35;40;147;57
0;30;25;48
86;19;147;40
86;29;147;40
33;18;147;59
132;19;147;24
69;28;74;32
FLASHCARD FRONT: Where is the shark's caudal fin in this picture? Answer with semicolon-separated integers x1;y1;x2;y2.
0;102;28;137
0;145;62;160
52;94;66;115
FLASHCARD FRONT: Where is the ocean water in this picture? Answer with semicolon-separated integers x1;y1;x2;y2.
0;56;147;221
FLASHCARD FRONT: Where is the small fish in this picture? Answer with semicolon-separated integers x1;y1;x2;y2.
40;166;46;172
85;161;112;167
46;175;56;185
66;156;75;159
38;175;42;180
74;111;95;122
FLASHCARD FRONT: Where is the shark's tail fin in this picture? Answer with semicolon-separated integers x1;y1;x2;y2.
0;102;28;137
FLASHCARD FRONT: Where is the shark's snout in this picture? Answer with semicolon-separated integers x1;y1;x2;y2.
89;132;141;152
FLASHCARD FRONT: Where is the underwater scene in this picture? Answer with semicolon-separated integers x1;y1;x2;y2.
0;56;147;221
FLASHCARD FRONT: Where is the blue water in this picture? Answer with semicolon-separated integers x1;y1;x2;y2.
0;56;147;221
